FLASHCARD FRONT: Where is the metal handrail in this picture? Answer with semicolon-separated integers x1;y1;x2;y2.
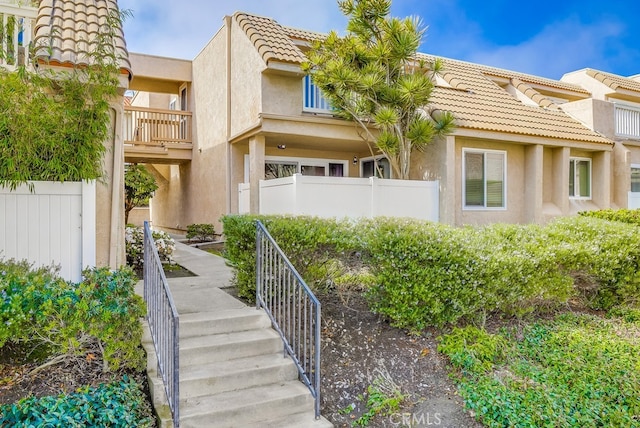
143;221;180;427
255;221;322;419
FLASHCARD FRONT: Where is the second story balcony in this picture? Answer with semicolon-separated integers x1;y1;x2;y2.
615;104;640;140
124;106;193;164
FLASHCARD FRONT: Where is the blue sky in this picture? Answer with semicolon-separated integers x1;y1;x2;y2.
118;0;639;80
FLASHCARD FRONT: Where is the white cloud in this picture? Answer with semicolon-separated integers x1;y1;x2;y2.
119;0;347;59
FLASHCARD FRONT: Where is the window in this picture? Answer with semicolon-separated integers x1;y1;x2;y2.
361;157;390;179
631;164;640;193
569;158;591;199
302;75;333;113
261;156;348;180
463;149;506;209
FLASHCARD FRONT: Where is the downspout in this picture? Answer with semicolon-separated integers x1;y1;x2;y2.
225;15;232;214
109;103;124;269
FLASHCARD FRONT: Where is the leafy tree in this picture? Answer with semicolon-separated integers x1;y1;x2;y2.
0;8;128;189
124;164;157;224
303;0;455;179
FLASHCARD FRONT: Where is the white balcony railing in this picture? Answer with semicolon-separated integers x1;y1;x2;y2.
303;74;333;113
615;104;640;139
0;2;37;70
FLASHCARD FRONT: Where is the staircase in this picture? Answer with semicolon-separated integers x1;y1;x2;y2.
140;242;332;428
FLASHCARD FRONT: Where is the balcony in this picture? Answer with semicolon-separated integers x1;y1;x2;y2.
615;104;640;139
0;2;37;71
124;106;193;164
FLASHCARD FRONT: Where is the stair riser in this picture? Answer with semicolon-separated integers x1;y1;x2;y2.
180;315;271;338
180;361;298;398
180;337;283;366
180;392;315;428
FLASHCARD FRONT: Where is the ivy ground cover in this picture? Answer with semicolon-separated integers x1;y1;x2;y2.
438;310;640;427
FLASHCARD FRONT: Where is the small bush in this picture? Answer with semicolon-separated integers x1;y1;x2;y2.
440;314;640;427
0;376;154;427
222;214;640;329
221;215;360;299
186;223;216;242
437;326;507;375
0;262;146;371
125;226;175;270
579;208;640;225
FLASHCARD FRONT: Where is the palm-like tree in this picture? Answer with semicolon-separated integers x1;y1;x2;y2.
303;0;455;179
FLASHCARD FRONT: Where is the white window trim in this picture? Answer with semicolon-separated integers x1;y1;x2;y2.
569;157;592;200
462;148;507;211
360;155;392;179
631;163;640;193
243;154;349;182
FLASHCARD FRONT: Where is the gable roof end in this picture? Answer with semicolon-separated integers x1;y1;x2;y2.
510;77;560;110
586;69;640;93
234;12;306;65
33;0;132;79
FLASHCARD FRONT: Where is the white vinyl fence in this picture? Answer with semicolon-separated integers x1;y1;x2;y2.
0;181;96;283
240;174;439;221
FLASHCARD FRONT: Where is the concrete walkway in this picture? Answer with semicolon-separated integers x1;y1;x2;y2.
139;241;333;428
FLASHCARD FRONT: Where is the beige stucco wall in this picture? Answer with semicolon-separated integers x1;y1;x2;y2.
229;19;265;138
153;24;230;233
96;103;125;269
456;138;526;225
561;98;615;139
127;206;150;226
561;70;613;100
262;73;303;116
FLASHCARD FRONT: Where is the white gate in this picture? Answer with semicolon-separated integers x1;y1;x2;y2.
0;181;96;283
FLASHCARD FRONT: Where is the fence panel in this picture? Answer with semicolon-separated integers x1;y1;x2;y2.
0;181;95;283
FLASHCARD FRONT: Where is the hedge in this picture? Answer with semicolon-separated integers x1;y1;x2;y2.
221;214;640;329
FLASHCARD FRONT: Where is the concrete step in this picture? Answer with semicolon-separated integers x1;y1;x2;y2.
179;309;271;338
179;328;283;366
179;381;316;428
259;411;334;428
179;352;298;398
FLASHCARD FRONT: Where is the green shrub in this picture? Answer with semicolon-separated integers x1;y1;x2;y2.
125;226;175;270
222;214;640;329
440;314;640;427
579;208;640;225
546;216;640;309
186;223;216;242
437;326;507;375
0;262;146;371
0;376;154;427
221;215;361;299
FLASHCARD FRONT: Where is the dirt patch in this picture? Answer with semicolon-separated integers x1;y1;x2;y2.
319;292;481;428
0;343;152;420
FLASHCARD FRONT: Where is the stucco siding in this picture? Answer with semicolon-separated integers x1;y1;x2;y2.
262;73;303;116
229;19;265;138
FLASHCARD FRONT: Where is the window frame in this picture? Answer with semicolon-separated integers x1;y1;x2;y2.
243;155;348;182
631;163;640;193
462;148;507;210
360;155;391;179
569;157;592;200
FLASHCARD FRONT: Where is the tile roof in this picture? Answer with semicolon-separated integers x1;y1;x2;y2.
234;13;306;65
427;57;611;144
33;0;131;78
235;12;611;145
586;69;640;93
